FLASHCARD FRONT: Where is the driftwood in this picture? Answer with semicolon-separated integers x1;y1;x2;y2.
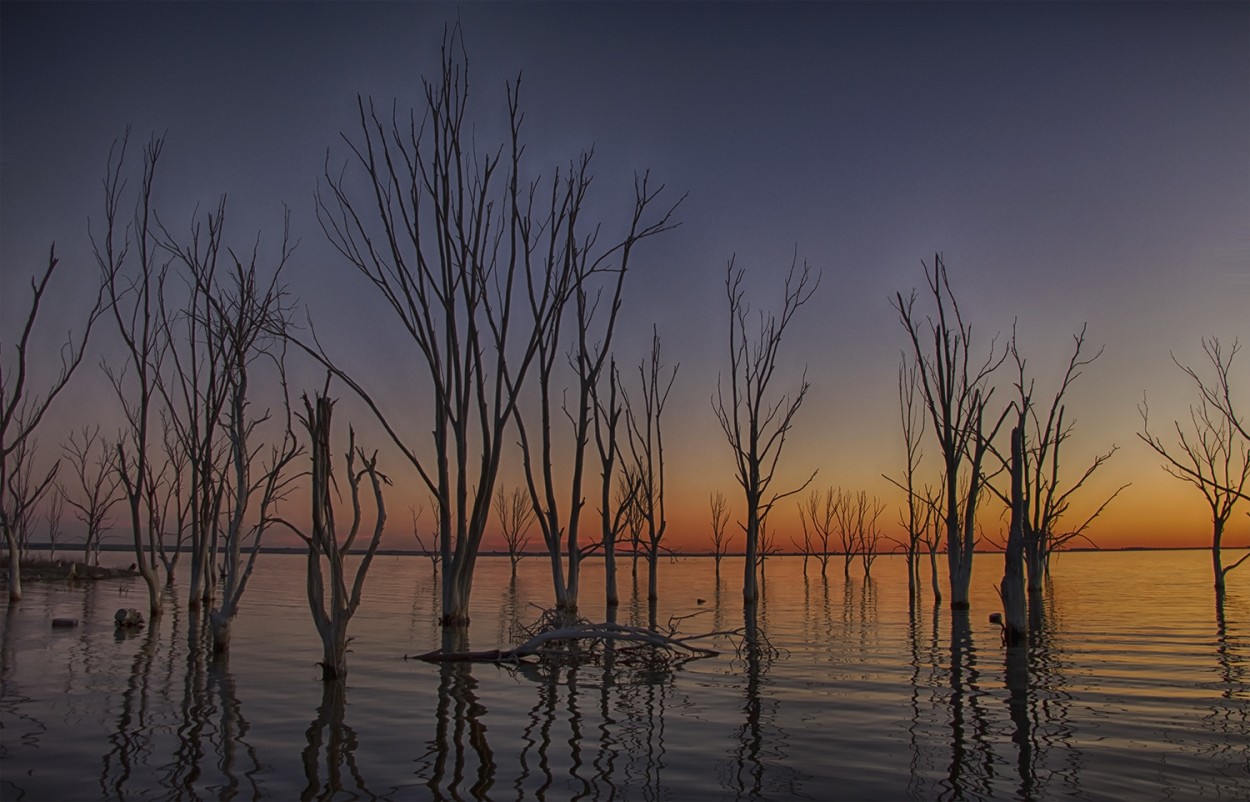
408;610;743;667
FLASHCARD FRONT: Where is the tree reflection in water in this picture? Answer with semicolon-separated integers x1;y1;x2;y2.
301;679;369;800
149;604;263;799
418;630;496;799
100;618;160;798
1203;591;1249;778
722;598;803;800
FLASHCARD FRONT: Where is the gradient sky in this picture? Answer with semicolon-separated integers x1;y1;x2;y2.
2;1;1247;554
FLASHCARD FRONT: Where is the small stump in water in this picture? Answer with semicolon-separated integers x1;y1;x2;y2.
114;608;145;629
51;618;79;629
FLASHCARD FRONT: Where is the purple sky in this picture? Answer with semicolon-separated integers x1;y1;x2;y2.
3;2;1247;549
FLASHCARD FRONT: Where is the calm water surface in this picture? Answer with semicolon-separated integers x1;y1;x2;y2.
1;551;1246;800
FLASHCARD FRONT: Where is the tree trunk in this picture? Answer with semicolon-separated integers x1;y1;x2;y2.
1212;519;1225;591
605;543;619;608
209;609;231;655
647;549;659;603
1001;427;1028;646
743;515;759;605
4;530;21;602
928;546;942;607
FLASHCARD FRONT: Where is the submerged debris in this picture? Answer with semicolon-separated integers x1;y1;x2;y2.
408;606;746;670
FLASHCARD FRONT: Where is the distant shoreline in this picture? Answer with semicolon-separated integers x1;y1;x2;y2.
12;542;1228;559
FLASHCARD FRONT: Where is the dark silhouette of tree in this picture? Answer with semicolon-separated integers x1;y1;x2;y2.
494;487;534;578
893;254;1007;610
59;426;122;567
1140;337;1250;594
713;254;819;606
310;29;677;630
1;245;102;601
885;355;930;599
96;132;170;618
993;326;1126;621
709;490;732;577
625;328;677;616
277;392;388;681
592;363;639;610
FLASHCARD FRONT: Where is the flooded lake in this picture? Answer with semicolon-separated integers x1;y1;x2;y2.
1;550;1246;800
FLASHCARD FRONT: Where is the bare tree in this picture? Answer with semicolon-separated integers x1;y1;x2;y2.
994;326;1126;601
1002;423;1028;646
155;196;232;609
894;254;1008;610
713;254;819;606
796;487;837;578
515;165;678;620
151;415;191;584
60;426;122;567
96;133;170;617
625;328;677;610
832;487;857;579
45;489;65;561
280;393;388;681
709;490;732;577
311;31;677;630
494;486;534;578
920;483;944;605
885;355;928;598
857;492;885;579
592;363;640;610
205;251;301;654
2;246;102;600
1140;338;1250;594
410;501;440;576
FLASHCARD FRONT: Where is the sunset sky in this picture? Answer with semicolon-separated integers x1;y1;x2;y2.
2;1;1247;555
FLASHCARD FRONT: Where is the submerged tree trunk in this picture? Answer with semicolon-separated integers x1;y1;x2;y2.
4;533;21;602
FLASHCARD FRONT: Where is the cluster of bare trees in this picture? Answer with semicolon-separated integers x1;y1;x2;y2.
892;256;1126;646
299;29;682;635
2;247;104;601
793;487;886;579
6;26;1242;680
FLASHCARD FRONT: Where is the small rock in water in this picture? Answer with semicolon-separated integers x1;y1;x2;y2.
114;608;145;629
989;612;1002;625
51;618;79;628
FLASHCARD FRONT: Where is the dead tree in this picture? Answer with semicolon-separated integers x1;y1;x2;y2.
1;246;102;600
894;254;1008;610
311;30;677;629
60;426;122;567
857;492;885;579
832;487;856;579
713;254;819;606
279;393;387;681
495;487;534;578
410;502;440;576
151;415;191;584
625;328;677;611
1140;338;1250;594
709;490;732;577
514;162;678;621
96;133;170;618
797;488;836;578
45;490;65;561
155;195;232;609
591;363;639;609
993;326;1126;601
205;251;301;654
884;354;928;598
1001;424;1028;646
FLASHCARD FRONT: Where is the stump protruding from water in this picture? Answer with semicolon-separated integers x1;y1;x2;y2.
114;608;145;629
